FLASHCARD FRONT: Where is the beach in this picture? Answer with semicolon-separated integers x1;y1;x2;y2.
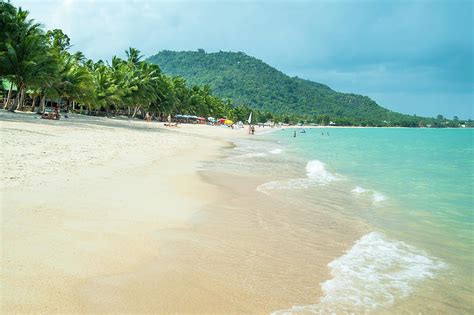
0;112;231;312
0;112;357;313
2;112;471;314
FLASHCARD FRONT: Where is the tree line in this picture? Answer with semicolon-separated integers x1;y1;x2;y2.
0;1;274;122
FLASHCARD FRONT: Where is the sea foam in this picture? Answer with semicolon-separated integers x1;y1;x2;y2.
257;160;338;193
236;152;267;158
305;160;337;183
272;232;446;314
352;186;386;203
269;148;283;154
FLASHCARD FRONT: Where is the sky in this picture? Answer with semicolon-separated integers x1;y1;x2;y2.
12;0;474;119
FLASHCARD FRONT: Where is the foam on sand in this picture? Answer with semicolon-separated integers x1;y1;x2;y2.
236;152;267;158
269;148;283;154
351;186;367;194
272;232;446;314
352;186;387;203
257;160;338;193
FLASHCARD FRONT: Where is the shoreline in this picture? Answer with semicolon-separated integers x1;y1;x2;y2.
1;111;370;313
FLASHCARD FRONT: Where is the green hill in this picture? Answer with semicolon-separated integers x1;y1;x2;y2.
148;50;425;126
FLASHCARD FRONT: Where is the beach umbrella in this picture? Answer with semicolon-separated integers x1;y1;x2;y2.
208;117;216;122
218;118;226;123
224;119;234;125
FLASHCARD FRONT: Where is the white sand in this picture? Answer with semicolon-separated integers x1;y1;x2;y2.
0;112;243;312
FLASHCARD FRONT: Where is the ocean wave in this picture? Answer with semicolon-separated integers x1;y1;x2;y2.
269;148;283;154
352;186;386;203
272;232;446;314
257;160;338;193
305;160;337;183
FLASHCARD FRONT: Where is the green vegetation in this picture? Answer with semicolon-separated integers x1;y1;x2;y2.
0;1;248;121
149;50;468;127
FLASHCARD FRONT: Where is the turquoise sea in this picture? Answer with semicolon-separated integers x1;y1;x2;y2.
220;127;473;313
274;128;473;313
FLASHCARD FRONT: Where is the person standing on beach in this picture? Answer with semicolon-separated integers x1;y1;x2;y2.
294;130;297;137
251;125;255;135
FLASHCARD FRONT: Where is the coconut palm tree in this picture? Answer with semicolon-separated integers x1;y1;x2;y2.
53;51;93;112
0;5;58;111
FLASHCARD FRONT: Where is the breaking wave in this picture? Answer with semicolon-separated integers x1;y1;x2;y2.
257;160;338;193
272;232;446;314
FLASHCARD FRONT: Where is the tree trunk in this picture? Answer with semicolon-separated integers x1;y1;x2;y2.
16;88;26;110
8;97;16;111
72;100;75;111
30;95;37;112
9;88;22;111
38;95;46;114
4;82;13;109
132;105;141;118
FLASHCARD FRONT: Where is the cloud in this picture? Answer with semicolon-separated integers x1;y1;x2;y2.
11;0;474;118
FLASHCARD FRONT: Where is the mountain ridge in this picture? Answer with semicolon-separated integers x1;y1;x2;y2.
147;50;424;126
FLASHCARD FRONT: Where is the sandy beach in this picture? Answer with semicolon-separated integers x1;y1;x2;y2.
1;112;366;313
0;112;228;312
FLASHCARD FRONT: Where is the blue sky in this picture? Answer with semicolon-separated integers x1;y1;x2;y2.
13;0;474;119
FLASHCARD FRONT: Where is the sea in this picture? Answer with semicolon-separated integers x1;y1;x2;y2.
209;127;473;314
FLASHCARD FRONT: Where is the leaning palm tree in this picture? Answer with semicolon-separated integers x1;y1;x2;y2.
0;5;57;111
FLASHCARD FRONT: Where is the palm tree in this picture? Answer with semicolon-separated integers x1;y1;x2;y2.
0;5;57;111
125;47;143;68
54;51;93;112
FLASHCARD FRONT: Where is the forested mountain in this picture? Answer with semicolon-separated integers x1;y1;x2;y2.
148;50;427;126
